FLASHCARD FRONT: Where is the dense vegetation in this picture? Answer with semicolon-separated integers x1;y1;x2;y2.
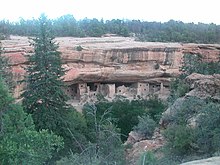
1;15;220;43
1;14;220;164
0;34;63;164
83;96;166;142
139;53;220;164
0;15;168;164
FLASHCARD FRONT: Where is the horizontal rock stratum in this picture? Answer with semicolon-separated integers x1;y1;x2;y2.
181;156;220;165
2;36;220;98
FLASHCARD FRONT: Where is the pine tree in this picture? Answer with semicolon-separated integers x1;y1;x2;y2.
22;14;69;132
22;15;88;161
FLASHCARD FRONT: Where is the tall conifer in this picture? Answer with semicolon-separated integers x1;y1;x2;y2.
22;14;69;131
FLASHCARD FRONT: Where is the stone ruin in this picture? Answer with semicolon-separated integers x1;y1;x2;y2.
64;81;169;104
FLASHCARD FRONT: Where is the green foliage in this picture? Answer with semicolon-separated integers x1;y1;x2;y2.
166;97;205;126
138;151;179;165
182;54;220;75
163;124;195;156
68;103;125;165
22;14;87;161
144;96;167;123
76;45;83;51
195;102;220;154
135;20;220;44
80;18;105;37
138;151;157;165
0;34;6;40
84;97;166;142
181;54;203;75
133;115;156;139
22;14;69;130
163;96;220;159
3;16;220;43
0;77;63;165
169;53;220;104
0;20;10;39
111;99;146;141
57;152;101;165
53;15;84;37
168;78;190;103
0;105;64;165
0;43;15;91
59;109;88;155
0;76;14;134
0;78;13;112
162;50;220;161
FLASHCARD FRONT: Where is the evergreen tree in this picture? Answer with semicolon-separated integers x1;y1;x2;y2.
0;76;63;165
22;14;88;161
22;14;69;131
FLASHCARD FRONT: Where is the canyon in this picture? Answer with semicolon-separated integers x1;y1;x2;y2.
2;36;220;103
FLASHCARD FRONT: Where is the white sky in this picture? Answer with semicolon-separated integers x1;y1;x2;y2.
0;0;219;24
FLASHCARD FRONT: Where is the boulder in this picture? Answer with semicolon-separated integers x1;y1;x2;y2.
181;156;220;165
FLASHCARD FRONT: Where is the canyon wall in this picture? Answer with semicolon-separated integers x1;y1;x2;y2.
2;36;220;100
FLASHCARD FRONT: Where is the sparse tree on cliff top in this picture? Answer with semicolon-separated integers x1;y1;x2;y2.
22;14;69;131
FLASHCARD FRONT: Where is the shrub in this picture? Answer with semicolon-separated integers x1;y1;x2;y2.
163;124;195;156
138;151;179;165
195;102;220;154
76;45;83;51
144;96;167;123
133;115;156;139
168;78;190;104
138;151;157;165
82;103;125;165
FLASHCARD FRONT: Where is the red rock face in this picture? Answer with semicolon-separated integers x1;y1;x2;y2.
2;36;220;98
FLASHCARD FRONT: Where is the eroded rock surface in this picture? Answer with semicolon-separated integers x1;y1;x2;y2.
2;36;220;100
125;128;164;165
160;73;220;128
181;156;220;165
186;73;220;100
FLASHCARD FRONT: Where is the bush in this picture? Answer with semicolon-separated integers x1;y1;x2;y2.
133;115;156;139
76;45;83;51
82;103;126;165
0;104;64;165
168;78;190;104
181;54;220;75
195;102;220;154
0;33;9;40
163;124;195;156
84;97;166;142
111;99;147;141
144;96;167;123
57;152;101;165
138;151;157;165
163;98;220;159
138;151;179;165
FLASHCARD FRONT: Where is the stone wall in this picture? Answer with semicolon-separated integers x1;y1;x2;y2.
64;81;169;103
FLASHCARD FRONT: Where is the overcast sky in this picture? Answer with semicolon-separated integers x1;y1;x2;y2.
0;0;219;24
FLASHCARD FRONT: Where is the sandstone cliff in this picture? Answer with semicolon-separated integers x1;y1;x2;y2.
180;156;220;165
125;73;220;165
2;36;220;99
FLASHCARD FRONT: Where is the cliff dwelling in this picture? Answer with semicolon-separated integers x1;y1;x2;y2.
64;81;169;104
3;36;220;103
